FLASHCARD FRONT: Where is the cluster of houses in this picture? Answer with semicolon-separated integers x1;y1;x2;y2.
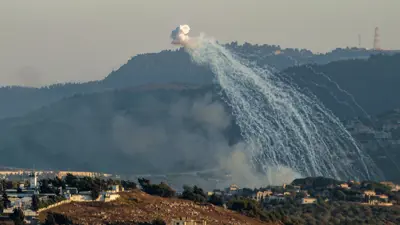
0;172;122;223
0;169;113;178
206;180;399;207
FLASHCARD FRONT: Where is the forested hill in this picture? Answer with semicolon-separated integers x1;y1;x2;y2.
0;43;395;119
284;53;400;119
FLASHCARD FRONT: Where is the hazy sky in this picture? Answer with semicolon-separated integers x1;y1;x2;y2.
1;0;399;87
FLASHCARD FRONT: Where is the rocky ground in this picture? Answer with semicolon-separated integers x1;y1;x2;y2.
39;190;276;225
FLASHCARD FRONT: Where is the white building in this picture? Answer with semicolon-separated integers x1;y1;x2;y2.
29;172;37;189
110;185;123;193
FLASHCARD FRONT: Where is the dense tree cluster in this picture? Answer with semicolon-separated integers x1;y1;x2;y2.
208;193;224;206
227;197;269;221
31;194;39;211
137;178;175;198
1;192;11;209
9;208;24;225
44;212;73;225
224;196;400;224
180;185;208;203
292;177;342;189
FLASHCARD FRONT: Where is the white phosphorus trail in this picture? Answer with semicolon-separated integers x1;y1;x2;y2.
170;25;380;180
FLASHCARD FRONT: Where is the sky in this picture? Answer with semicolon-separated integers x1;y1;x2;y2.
0;0;399;87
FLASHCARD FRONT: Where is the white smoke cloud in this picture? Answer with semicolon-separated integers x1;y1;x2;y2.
171;24;191;45
218;143;302;188
170;24;201;49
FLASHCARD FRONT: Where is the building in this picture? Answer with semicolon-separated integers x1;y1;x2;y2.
380;181;400;192
207;189;223;197
56;171;99;178
339;183;350;189
110;185;123;193
301;197;317;204
365;194;393;206
266;194;286;203
5;189;37;198
65;187;79;194
29;172;38;189
100;192;120;202
0;170;25;176
292;186;301;192
253;190;273;201
225;184;239;195
171;217;207;225
363;190;376;197
69;194;93;202
228;184;239;192
376;194;389;202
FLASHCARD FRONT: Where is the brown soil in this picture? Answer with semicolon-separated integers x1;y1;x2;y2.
39;190;277;225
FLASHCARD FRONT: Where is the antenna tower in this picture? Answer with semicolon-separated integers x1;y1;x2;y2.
373;27;381;50
358;34;361;48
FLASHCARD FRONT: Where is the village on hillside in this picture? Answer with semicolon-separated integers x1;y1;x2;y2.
212;179;399;207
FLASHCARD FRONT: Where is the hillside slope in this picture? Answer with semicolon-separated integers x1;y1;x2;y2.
285;54;400;119
39;190;275;225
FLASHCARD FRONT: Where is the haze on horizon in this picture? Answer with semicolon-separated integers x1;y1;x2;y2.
0;0;399;87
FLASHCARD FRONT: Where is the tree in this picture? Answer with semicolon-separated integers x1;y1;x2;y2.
151;218;166;225
157;182;175;198
334;190;346;201
296;191;307;199
0;180;4;193
2;192;10;209
91;185;101;201
138;178;175;198
138;178;151;188
208;193;224;206
40;179;56;194
9;208;24;225
65;173;78;187
52;212;73;224
44;213;56;225
121;180;137;190
32;195;39;211
181;185;207;203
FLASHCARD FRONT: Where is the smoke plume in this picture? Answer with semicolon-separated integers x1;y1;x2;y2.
171;25;191;45
112;91;297;189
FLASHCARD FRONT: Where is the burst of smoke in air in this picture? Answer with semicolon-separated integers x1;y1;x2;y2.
171;25;191;45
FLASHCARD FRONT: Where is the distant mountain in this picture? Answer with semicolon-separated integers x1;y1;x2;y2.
0;43;396;119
